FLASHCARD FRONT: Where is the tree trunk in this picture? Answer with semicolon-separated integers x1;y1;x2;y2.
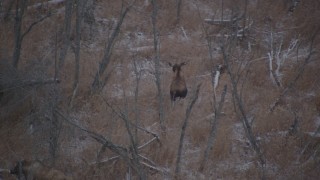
12;0;28;68
199;85;227;171
151;0;165;131
175;84;201;175
91;4;130;92
57;0;74;77
221;45;266;179
176;0;183;24
70;0;87;108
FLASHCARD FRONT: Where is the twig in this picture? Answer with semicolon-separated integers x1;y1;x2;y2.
102;95;161;143
138;137;158;150
24;78;60;86
89;155;120;165
138;154;156;166
56;108;149;178
299;124;320;161
21;12;53;40
140;161;167;173
56;107;159;179
54;109;132;163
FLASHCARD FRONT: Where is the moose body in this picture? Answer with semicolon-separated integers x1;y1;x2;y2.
10;160;73;180
169;62;188;102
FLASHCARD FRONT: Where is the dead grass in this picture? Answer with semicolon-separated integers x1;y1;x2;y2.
1;0;320;179
211;120;233;160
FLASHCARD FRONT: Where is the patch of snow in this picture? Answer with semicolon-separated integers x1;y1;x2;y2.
128;58;155;80
235;161;253;171
110;84;125;98
232;122;246;142
306;131;320;138
129;46;153;52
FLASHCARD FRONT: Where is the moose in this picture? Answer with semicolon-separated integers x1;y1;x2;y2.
169;62;188;105
0;160;73;180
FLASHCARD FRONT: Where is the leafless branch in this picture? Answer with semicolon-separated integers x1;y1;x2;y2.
91;2;131;91
299;123;320;161
140;161;167;173
70;0;87;108
270;28;319;112
89;155;120;165
133;55;142;142
138;137;158;150
101;96;161;143
138;154;156;166
54;109;134;167
21;12;53;40
222;44;266;179
199;85;227;171
121;91;147;180
57;0;74;76
151;0;165;131
12;0;28;68
24;78;60;86
175;0;183;24
175;84;201;175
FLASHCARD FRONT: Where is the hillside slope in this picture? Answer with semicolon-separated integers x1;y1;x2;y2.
1;0;320;179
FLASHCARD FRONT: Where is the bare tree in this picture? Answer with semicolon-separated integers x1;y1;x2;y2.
265;24;299;88
270;27;319;112
12;0;52;68
69;0;88;108
120;88;147;180
91;1;131;92
48;107;62;166
56;0;74;77
221;42;266;179
56;96;163;179
201;1;267;177
175;0;183;23
199;85;227;171
56;108;143;176
12;0;28;68
133;55;142;143
175;84;201;176
151;0;165;131
194;2;228;172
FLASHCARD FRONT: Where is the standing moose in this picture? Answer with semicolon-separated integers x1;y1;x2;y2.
169;62;188;105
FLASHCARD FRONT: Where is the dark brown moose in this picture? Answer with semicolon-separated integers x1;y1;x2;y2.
169;62;188;104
